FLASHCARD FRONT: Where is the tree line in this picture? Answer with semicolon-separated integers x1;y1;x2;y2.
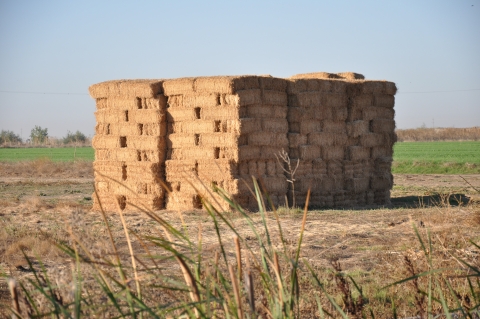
0;126;89;146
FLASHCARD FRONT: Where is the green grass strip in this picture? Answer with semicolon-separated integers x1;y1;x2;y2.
0;147;94;162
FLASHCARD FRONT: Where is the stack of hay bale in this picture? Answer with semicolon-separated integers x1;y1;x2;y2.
89;80;168;211
286;72;396;208
162;76;289;211
89;73;397;212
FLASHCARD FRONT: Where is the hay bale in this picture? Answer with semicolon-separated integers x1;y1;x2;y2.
300;120;322;135
262;91;288;106
336;72;365;80
288;133;308;148
308;132;348;146
289;92;323;108
89;80;164;99
312;159;327;175
370;119;396;133
345;178;370;193
347;146;370;161
323;121;346;133
363;106;395;121
259;76;288;91
353;95;374;108
360;133;384;147
323;93;348;108
262;119;288;132
371;147;393;158
362;81;386;94
225;90;262;106
374;94;395;108
299;145;321;160
322;146;345;161
347;120;369;137
248;132;288;147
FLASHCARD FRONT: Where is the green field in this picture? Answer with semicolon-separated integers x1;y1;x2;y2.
0;147;94;162
1;142;479;174
392;141;480;174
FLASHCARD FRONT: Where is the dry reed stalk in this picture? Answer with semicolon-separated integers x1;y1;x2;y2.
228;264;244;319
8;278;20;319
273;251;283;305
116;200;142;304
234;236;242;280
243;252;255;315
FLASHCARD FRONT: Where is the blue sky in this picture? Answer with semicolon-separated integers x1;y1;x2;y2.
0;0;479;138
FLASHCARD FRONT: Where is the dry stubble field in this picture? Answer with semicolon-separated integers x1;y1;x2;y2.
0;160;479;317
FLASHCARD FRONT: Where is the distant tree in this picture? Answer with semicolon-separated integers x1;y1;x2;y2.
0;130;23;145
30;126;48;144
63;130;87;144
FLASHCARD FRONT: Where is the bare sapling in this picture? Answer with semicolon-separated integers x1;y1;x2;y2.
275;148;300;208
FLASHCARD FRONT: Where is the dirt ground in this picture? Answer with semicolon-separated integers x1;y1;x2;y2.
0;173;479;316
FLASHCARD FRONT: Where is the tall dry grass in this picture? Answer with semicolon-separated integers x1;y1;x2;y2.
396;127;480;142
1;179;479;318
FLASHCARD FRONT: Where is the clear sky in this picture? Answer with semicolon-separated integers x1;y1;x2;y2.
1;0;479;139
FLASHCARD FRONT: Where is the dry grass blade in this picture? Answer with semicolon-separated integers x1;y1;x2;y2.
228;264;244;319
8;278;21;319
234;236;242;280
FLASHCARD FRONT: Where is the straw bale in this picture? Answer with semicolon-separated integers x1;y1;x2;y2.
299;145;321;160
374;190;391;205
262;91;288;106
224;90;262;106
287;107;303;122
324;93;348;109
345;178;370;193
96;98;107;109
363;106;395;121
298;120;320;135
97;123;138;136
143;96;168;110
89;80;164;99
353;160;373;178
385;82;397;95
289;147;299;159
289;92;323;108
95;149;144;162
95;109;127;123
183;94;220;108
362;81;386;94
127;136;166;151
142;123;167;136
259;146;286;160
108;182;164;197
288;133;308;148
330;80;348;94
105;99;138;110
353;95;374;108
347;146;370;161
347;107;363;122
374;94;395;108
136;150;165;162
289;122;300;133
167;95;183;108
308;132;347;146
92;135;124;149
327;160;342;176
262;119;288;132
294;160;312;177
333;106;348;121
194;76;239;94
322;146;344;161
336;72;365;80
286;79;308;94
202;107;241;120
229;177;286;194
371;147;393;158
259;76;287;91
343;160;354;176
346;120;369;137
129;109;165;123
248;132;288;147
323;121;346;133
312;106;333;121
374;157;393;173
169;120;221;134
360;133;384;147
290;72;340;80
366;190;375;205
238;146;261;160
168;147;238;161
272;106;288;119
312;159;327;175
201;133;239;147
383;132;397;147
370;119;395;133
370;176;392;192
162;78;195;95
